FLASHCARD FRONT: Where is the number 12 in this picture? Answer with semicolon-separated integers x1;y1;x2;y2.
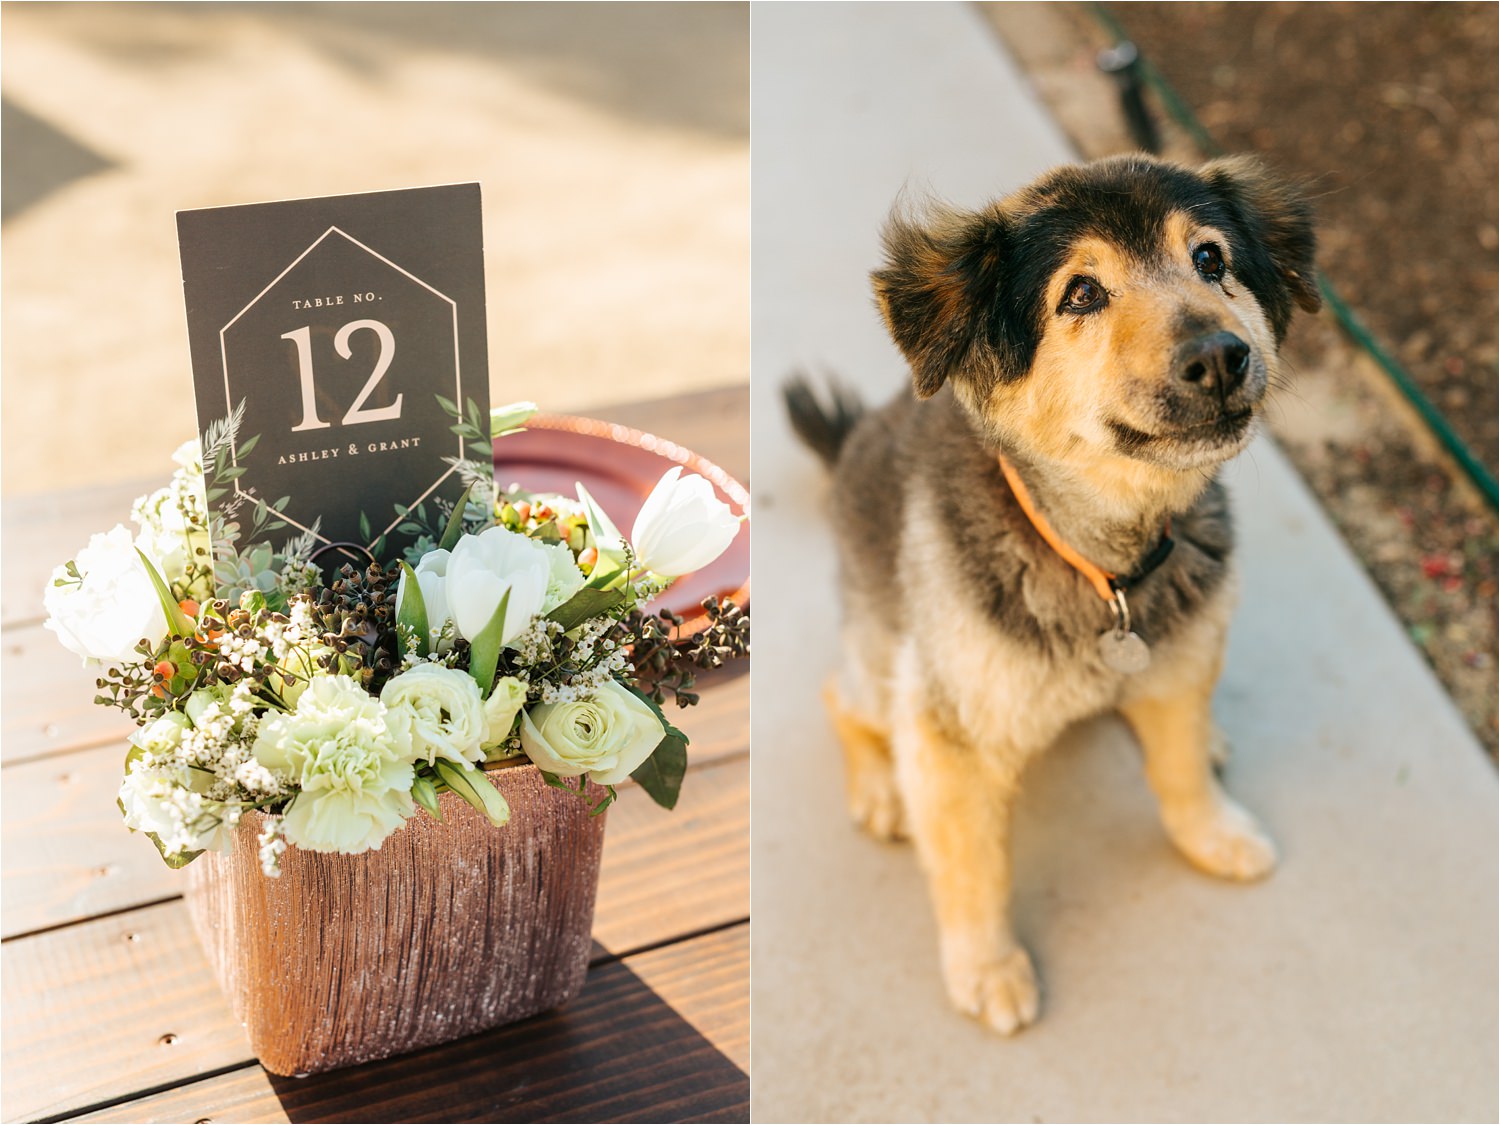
283;319;402;432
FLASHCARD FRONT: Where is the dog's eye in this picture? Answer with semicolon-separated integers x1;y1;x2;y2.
1061;276;1107;313
1193;243;1226;281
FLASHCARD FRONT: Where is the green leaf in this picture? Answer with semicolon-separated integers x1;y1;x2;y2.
412;774;443;820
622;680;689;811
574;480;629;587
435;394;460;417
490;401;538;436
547;586;625;632
147;833;204;868
466;589;510;696
238;433;261;458
396;562;430;658
434;761;510;827
136;549;195;636
358;511;373;542
590;785;617;817
437;481;478;552
629;732;687;811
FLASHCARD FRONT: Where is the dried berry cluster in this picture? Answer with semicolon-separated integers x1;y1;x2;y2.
304;562;405;692
621;596;750;708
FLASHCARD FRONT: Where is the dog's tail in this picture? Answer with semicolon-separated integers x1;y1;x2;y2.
782;374;865;469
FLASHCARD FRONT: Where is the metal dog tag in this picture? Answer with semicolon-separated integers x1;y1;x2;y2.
1099;588;1151;674
1098;627;1151;674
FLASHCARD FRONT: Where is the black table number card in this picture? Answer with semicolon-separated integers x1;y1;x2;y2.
178;183;491;577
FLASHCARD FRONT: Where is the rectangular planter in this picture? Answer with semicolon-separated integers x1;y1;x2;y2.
184;762;607;1076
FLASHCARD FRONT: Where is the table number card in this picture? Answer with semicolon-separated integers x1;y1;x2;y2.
177;183;491;575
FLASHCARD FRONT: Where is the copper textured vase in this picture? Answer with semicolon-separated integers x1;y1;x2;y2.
184;762;608;1077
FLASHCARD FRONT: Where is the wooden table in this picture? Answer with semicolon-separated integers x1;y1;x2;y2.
0;387;750;1124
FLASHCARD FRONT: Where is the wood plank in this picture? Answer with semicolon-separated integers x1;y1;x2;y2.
1;622;136;765
69;925;749;1125
1;385;747;630
1;676;745;937
2;899;246;1123
1;756;747;1121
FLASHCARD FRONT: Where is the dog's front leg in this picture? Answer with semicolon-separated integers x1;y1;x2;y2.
892;705;1039;1035
1120;677;1277;881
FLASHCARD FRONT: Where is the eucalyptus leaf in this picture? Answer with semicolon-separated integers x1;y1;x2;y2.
396;561;430;658
434;760;510;827
466;589;510;696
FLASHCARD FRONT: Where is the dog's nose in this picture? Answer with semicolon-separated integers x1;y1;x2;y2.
1178;331;1251;396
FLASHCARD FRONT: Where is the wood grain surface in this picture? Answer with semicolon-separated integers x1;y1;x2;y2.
70;925;750;1125
1;386;749;1123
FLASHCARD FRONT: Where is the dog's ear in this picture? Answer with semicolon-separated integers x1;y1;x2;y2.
1201;156;1321;336
871;204;1018;399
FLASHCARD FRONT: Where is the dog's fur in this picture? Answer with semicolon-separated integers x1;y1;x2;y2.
786;154;1319;1034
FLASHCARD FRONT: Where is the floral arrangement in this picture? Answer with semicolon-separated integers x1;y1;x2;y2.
44;403;748;874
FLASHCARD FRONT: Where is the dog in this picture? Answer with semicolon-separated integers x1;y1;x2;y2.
784;154;1320;1034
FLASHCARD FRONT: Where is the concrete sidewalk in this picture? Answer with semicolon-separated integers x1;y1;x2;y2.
749;4;1496;1122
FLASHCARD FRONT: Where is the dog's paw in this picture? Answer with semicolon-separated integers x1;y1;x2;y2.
942;945;1040;1035
847;767;907;841
1163;797;1277;881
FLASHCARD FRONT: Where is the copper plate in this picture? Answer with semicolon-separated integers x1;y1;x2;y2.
493;414;750;629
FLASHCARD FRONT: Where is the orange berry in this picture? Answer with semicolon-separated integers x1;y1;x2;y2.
514;501;532;523
153;660;175;680
579;546;598;568
179;599;200;618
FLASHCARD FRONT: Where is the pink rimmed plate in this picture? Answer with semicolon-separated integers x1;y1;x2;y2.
492;414;750;631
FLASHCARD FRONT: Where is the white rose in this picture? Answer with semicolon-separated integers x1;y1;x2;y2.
397;548;455;653
44;525;170;665
630;467;741;577
380;663;487;768
482;676;528;758
445;526;552;645
519;679;665;785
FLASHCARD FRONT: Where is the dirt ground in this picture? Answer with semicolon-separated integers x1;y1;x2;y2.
985;2;1498;757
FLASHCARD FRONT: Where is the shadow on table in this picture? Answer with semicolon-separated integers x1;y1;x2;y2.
265;943;748;1124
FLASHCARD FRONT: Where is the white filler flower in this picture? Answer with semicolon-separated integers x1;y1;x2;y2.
44;525;170;665
252;675;418;853
631;467;741;578
519;679;665;785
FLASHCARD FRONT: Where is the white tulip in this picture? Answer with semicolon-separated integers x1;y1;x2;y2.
397;548;455;652
444;526;552;645
44;525;171;666
630;467;741;578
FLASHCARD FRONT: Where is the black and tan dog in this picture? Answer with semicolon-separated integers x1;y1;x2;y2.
785;154;1319;1034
